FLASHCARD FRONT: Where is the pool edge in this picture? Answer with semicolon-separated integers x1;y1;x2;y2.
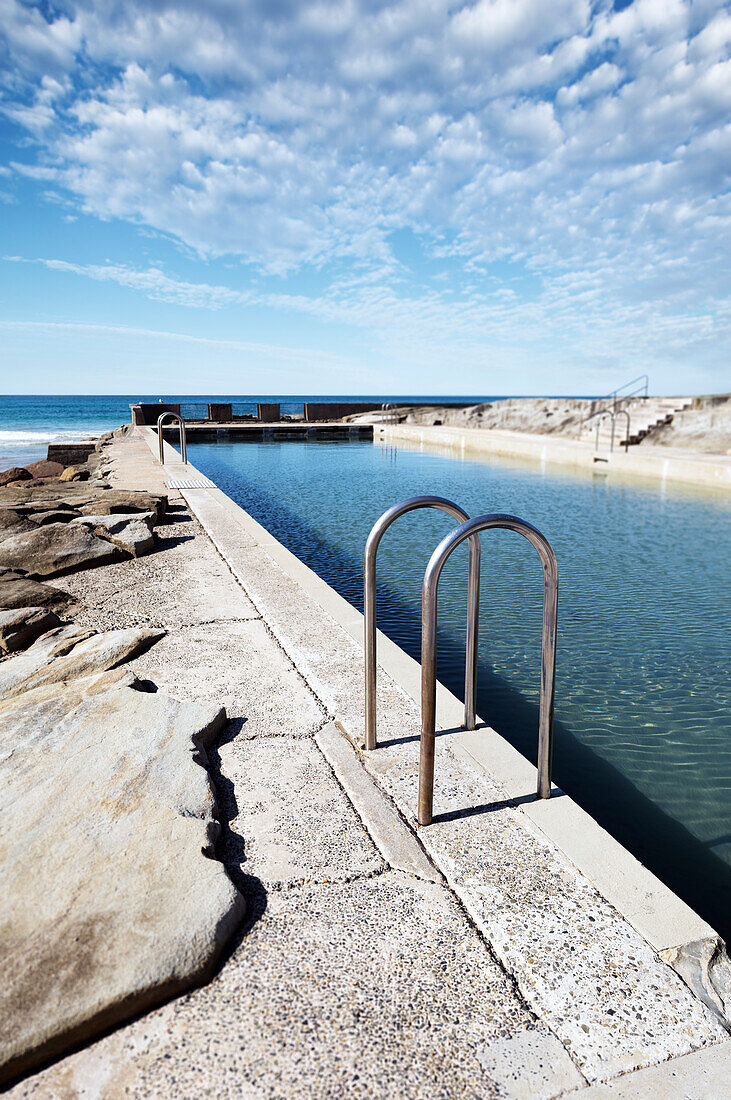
144;425;729;1026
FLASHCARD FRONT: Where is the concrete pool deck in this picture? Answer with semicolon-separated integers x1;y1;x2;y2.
376;423;731;492
12;427;730;1098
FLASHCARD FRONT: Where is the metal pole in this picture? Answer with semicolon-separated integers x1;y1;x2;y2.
419;513;558;826
179;418;187;465
364;496;480;751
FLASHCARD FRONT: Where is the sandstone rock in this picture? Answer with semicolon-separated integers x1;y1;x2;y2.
0;487;167;523
72;512;156;557
0;468;31;488
0;510;35;542
0;522;126;579
27;508;80;526
59;465;90;482
23;461;65;479
0;625;164;699
0;577;74;611
0;607;61;654
77;490;167;522
0;677;243;1085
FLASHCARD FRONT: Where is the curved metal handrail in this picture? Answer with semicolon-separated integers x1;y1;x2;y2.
364;496;481;751
611;408;631;453
157;412;187;465
593;407;631;453
418;513;558;826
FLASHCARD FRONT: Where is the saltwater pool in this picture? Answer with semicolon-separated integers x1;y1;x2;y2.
189;438;731;938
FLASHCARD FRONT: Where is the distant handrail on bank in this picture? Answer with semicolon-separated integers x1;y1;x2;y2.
157;411;187;466
418;513;558;826
592;407;631;453
364;496;481;751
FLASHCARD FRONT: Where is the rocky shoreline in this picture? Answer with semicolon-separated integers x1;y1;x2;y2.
0;433;245;1086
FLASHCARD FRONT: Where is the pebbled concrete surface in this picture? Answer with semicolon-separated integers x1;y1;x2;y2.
12;873;572;1100
9;431;727;1097
222;736;384;886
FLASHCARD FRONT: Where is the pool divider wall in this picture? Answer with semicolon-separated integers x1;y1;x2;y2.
146;423;730;1025
376;423;731;492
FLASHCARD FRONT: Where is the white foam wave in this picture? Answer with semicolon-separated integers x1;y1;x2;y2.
0;428;102;445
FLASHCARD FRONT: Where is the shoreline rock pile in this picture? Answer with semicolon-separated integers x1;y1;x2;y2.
1;432;168;593
0;431;246;1086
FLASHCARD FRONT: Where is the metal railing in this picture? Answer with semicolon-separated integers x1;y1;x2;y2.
157;412;187;465
364;497;480;750
380;402;398;424
579;374;648;438
418;514;558;826
593;407;631;453
601;373;649;411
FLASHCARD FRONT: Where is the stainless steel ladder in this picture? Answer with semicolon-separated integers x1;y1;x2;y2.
593;407;631;453
364;497;480;750
364;505;558;826
157;411;188;466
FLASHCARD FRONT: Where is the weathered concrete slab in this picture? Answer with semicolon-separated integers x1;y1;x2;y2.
0;522;126;578
0;626;164;700
222;736;384;885
0;607;60;654
316;721;443;884
59;511;258;629
362;735;727;1082
0;676;244;1086
216;540;415;743
131;620;324;738
574;1039;731;1098
7;873;572;1099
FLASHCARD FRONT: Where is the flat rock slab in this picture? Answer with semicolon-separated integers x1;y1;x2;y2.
0;523;126;579
29;509;80;526
0;489;167;523
71;512;156;557
0;607;60;654
6;872;582;1099
0;510;36;539
0;675;244;1086
0;626;164;700
222;737;384;885
0;577;74;611
131;621;324;737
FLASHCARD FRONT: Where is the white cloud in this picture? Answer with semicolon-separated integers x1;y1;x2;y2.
0;0;729;381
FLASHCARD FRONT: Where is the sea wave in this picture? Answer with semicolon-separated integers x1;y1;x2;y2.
0;428;102;445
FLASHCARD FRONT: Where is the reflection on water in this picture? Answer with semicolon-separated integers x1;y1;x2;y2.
190;438;731;939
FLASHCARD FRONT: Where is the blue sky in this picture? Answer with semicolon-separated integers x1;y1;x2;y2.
1;0;729;395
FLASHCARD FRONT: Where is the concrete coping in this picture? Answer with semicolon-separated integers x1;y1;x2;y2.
142;425;718;957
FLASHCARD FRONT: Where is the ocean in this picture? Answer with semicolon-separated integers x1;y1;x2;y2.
0;394;505;472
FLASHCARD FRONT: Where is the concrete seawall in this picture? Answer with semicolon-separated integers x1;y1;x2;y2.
376;423;731;491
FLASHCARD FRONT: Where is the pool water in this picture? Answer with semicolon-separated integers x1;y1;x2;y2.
189;438;731;939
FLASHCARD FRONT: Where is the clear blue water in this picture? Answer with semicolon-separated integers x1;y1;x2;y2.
188;437;731;939
0;394;500;471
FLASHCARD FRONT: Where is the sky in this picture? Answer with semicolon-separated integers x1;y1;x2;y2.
0;0;729;396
